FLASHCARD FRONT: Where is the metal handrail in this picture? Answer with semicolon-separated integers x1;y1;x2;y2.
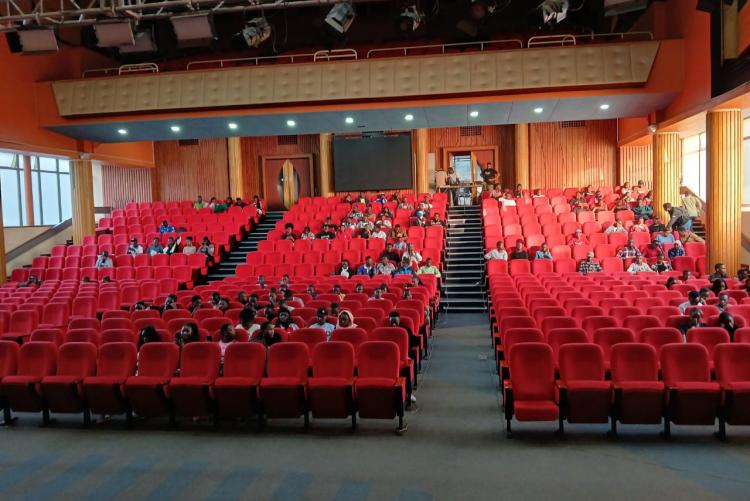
574;31;654;42
186;52;320;70
313;49;358;61
527;34;576;48
82;67;121;78
366;39;523;58
118;63;159;75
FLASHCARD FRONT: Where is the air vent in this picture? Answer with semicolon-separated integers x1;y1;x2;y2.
560;121;586;128
178;139;199;146
459;126;481;136
278;135;298;145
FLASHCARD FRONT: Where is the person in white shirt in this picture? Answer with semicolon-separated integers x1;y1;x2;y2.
627;255;652;274
236;309;261;338
218;324;237;363
402;244;423;267
376;255;396;276
604;220;628;235
499;192;517;207
127;238;143;255
308;308;336;341
484;241;508;260
371;225;387;240
338;260;351;278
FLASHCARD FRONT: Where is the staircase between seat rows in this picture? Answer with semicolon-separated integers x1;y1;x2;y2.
207;211;285;282
440;205;486;313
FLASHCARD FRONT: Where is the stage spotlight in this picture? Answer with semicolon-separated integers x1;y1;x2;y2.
325;2;356;34
12;28;59;54
170;12;215;48
242;17;272;48
119;28;157;54
539;0;569;25
94;21;134;48
398;5;425;32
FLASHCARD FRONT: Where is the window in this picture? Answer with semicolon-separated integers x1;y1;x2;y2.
0;152;27;227
681;132;706;201
30;156;72;225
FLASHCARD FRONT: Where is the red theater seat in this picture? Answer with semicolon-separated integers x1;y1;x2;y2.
308;342;355;422
355;341;406;430
41;342;98;424
504;343;560;435
610;343;664;432
714;344;750;438
1;342;57;419
168;342;221;419
125;343;180;419
558;344;611;424
259;342;310;425
214;343;266;421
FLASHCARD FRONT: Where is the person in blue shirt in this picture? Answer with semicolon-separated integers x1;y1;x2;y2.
667;241;685;259
159;220;175;233
357;256;375;277
534;242;553;260
308;308;336;341
632;198;654;220
394;258;414;276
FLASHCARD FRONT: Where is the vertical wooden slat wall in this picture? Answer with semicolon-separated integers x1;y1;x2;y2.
652;132;681;222
706;109;743;274
71;159;96;245
101;164;153;208
227;137;246;200
241;135;320;197
618;144;653;188
514;124;530;189
528;120;617;189
154;138;230;201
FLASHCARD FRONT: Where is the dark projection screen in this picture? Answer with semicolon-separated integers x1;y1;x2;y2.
333;133;413;191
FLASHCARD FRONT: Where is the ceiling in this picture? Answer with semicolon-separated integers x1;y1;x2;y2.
49;90;677;143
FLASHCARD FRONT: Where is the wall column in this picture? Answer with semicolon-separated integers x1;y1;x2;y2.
318;133;334;197
514;123;530;189
414;128;430;194
70;159;96;245
0;199;6;283
22;155;34;226
227;137;246;200
651;132;682;222
706;109;743;274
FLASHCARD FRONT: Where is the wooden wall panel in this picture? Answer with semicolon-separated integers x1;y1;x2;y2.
428;125;515;187
154;138;230;201
241;135;319;197
529;120;617;189
619;144;653;189
101;164;153;208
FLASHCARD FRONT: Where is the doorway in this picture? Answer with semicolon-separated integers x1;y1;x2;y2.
261;154;314;210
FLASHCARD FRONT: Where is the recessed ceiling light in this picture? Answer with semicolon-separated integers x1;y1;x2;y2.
404;114;414;121
170;125;181;133
286;119;296;127
599;103;610;110
345;117;354;124
469;110;479;118
228;122;238;130
533;107;544;114
117;129;128;135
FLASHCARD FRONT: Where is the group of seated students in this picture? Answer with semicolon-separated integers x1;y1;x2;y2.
192;194;264;214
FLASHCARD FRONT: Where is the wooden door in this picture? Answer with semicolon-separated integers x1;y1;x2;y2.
261;155;314;210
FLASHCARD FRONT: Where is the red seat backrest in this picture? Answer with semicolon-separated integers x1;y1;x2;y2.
610;343;659;383
686;328;730;358
357;341;399;379
267;342;309;380
312;342;355;378
137;343;180;378
222;343;266;379
56;342;98;378
178;342;221;381
558;343;605;382
661;343;712;385
17;341;57;378
0;340;20;377
714;344;750;387
507;342;555;400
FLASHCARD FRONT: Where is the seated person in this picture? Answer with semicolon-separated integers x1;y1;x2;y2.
567;228;588;247
484;241;508;260
182;236;197;255
708;263;728;281
509;239;528;260
417;257;441;277
299;226;316;240
359;227;372;239
654;230;676;246
376;255;396;276
534;243;553;260
371;225;387;240
641;240;663;259
617;239;642;259
402;244;423;267
273;308;299;332
127;238;144;255
612;198;630;213
499;192;517;207
394;258;415;276
627;255;652;274
380;243;401;263
317;224;337;239
374;193;388;204
604;220;628;235
391;225;407;240
429;213;445;227
678;291;702;314
308;308;336;341
252;196;263;214
514;184;524;199
357;256;375;277
578;251;603;275
633;198;653;219
667;241;685;259
591;195;608;212
651;254;672;273
630;217;649;233
193;195;207;209
19;274;42;287
678;228;705;244
218;324;237;361
338;259;352;278
343;194;354;204
159;220;175;234
489;184;504;199
95;251;113;269
282;223;296;241
146;237;164;256
648;217;667;233
356;192;368;204
198;237;215;262
163;236;181;255
253;322;283;347
393;235;408;251
532;188;545;198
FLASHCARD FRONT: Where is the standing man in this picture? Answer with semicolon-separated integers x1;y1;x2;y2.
480;162;497;190
446;168;460;206
681;189;703;230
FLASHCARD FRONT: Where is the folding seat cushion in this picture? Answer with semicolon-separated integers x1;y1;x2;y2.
355;341;406;427
505;343;559;432
1;342;57;414
592;327;636;367
214;343;266;420
259;342;310;423
557;344;611;424
168;342;221;418
714;344;750;434
686;328;730;361
124;343;180;418
609;343;664;427
661;343;721;431
308;342;356;420
41;342;98;421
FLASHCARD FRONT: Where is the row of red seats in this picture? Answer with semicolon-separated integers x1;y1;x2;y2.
504;341;749;439
0;339;408;431
256;238;443;255
246;249;443;267
236;261;439;279
486;257;708;276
